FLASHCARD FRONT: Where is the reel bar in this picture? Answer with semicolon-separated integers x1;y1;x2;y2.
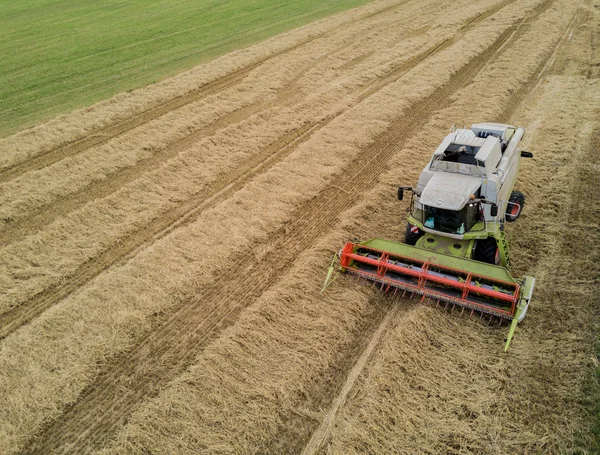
345;267;513;319
340;242;520;319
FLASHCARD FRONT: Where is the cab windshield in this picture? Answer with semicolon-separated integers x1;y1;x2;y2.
420;202;480;234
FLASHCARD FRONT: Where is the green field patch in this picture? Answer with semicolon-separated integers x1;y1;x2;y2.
0;0;371;136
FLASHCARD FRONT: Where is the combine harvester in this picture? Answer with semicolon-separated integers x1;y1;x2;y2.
324;123;535;351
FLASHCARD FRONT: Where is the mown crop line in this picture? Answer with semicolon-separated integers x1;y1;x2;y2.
20;11;532;454
0;100;265;247
0;0;413;186
0;68;248;184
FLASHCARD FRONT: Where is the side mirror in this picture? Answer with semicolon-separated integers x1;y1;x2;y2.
490;204;498;217
397;187;404;201
520;150;533;158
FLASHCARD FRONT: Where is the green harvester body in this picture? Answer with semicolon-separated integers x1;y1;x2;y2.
324;123;536;350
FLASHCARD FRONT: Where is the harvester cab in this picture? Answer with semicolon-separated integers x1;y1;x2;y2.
323;123;535;351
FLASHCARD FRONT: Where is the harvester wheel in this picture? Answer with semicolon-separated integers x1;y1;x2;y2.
474;238;500;265
404;223;424;246
506;190;525;222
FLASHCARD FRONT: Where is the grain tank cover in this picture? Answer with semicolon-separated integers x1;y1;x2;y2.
474;136;502;176
471;122;516;141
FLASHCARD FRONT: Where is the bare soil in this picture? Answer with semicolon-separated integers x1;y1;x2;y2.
1;0;598;454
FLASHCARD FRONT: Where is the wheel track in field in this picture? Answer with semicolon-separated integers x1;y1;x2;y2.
0;0;441;247
299;303;404;455
0;0;414;185
268;293;407;455
0;0;514;340
498;9;587;124
20;11;535;453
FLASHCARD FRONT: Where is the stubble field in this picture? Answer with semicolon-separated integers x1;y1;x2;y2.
1;0;599;454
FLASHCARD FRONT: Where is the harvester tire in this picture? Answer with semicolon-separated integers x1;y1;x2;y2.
404;223;424;246
474;238;500;265
506;190;525;222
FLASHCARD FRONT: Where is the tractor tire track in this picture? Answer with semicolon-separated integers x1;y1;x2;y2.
0;0;510;340
0;1;412;185
300;303;404;455
21;15;528;454
499;10;586;124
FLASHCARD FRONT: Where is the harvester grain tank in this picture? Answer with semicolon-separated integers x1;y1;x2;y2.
324;123;535;350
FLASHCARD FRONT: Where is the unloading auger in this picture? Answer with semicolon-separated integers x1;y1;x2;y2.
323;123;536;351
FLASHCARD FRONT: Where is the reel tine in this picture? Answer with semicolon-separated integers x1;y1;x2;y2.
347;271;511;324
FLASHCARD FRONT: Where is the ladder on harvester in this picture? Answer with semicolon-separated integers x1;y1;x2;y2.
497;230;511;267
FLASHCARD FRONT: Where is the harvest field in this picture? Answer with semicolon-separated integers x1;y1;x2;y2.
1;0;599;454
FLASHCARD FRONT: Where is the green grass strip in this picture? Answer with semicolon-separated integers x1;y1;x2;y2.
0;0;371;136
